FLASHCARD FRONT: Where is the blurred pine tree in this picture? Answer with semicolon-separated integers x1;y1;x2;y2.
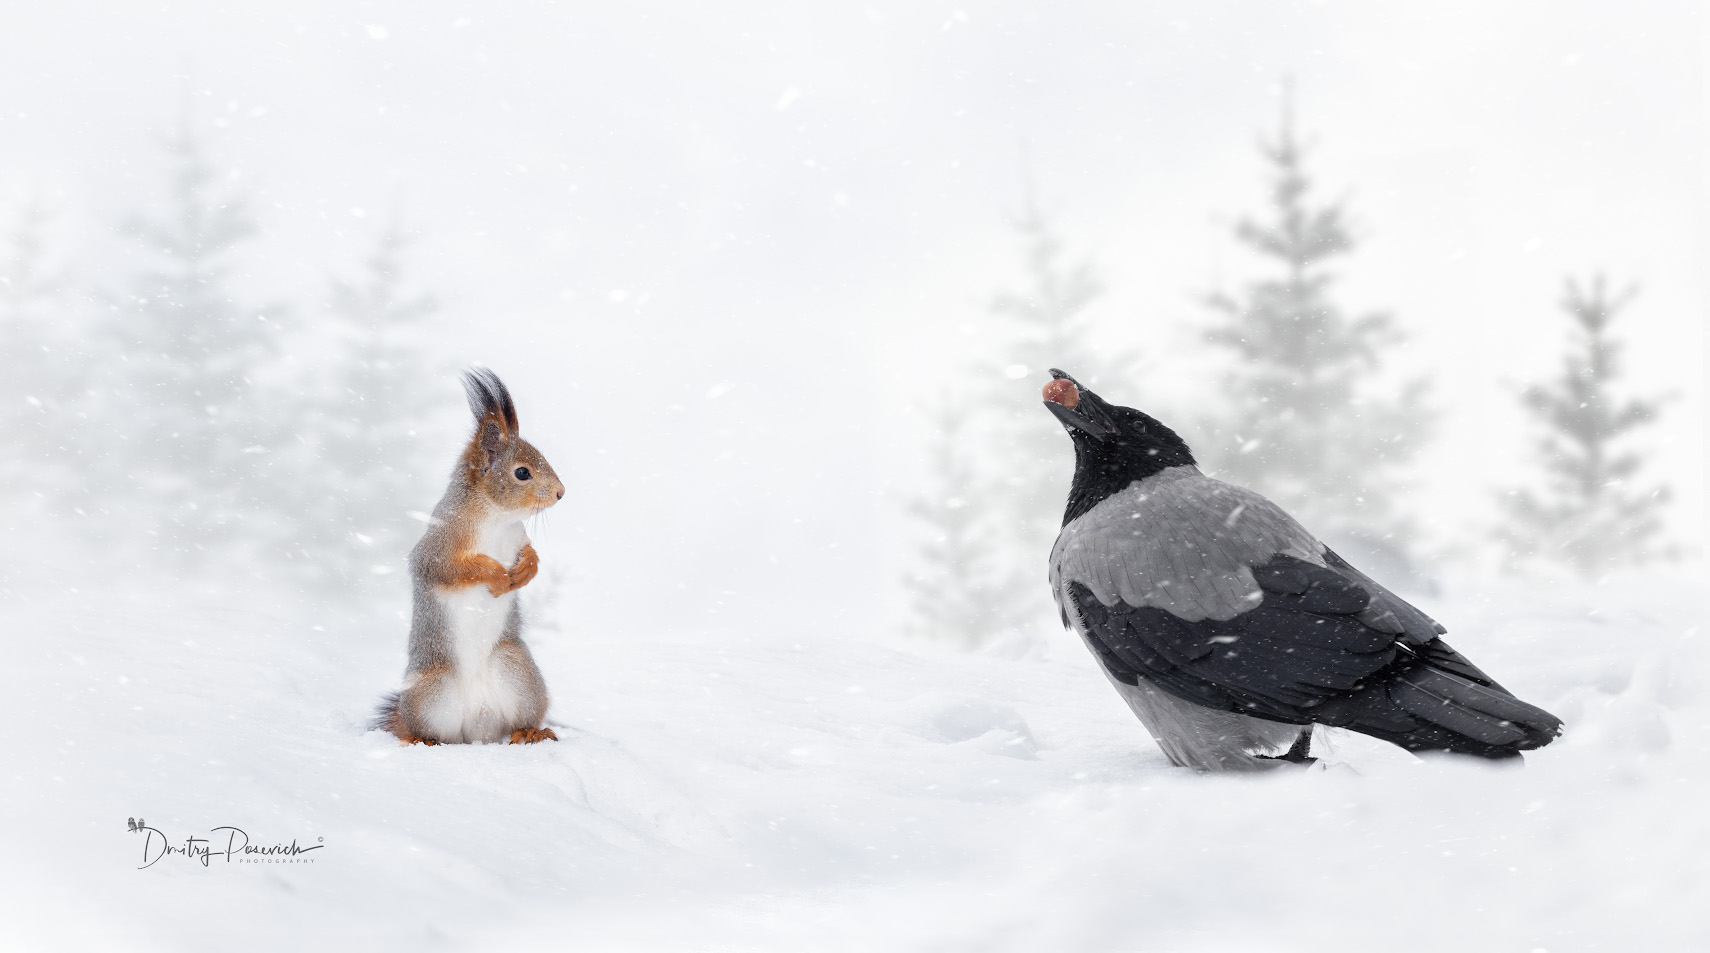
93;116;286;565
903;398;1023;648
985;199;1114;560
295;218;453;599
1200;95;1430;577
904;194;1122;648
0;194;70;507
1497;276;1672;577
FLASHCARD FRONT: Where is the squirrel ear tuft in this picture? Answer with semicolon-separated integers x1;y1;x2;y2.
462;367;520;472
461;366;519;434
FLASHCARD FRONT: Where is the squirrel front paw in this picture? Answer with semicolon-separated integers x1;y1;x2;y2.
487;545;539;596
447;548;536;597
507;544;540;590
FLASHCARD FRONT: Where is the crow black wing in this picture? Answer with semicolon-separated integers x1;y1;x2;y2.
1319;547;1504;690
1067;553;1398;723
1065;553;1561;754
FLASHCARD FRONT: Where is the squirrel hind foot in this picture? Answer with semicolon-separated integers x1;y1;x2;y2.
508;727;558;745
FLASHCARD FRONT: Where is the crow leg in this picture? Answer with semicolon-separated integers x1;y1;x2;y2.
1258;727;1316;765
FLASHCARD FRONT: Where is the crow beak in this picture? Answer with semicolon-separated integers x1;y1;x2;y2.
1043;368;1114;438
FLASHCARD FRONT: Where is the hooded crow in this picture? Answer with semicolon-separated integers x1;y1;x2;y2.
1042;370;1562;771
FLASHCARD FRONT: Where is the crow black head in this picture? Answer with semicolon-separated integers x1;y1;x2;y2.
1043;369;1196;524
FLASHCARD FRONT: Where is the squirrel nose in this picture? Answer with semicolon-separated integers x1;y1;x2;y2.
555;487;564;501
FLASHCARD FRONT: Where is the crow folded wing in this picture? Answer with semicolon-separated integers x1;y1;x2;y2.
1065;553;1458;723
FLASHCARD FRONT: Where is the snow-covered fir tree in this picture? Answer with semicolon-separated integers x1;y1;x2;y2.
297;219;453;598
903;399;1021;647
1497;276;1671;577
1200;99;1428;569
95;117;284;564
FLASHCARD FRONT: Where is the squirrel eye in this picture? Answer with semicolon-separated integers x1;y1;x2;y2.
514;466;531;481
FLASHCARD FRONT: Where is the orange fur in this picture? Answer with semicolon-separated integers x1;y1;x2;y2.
428;544;539;597
508;727;557;744
446;549;512;594
460;412;514;483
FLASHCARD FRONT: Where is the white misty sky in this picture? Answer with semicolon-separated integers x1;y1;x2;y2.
0;1;1701;634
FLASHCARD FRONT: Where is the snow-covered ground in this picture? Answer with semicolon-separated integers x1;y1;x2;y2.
4;563;1704;952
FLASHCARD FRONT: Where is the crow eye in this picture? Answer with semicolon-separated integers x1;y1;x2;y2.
514;466;531;481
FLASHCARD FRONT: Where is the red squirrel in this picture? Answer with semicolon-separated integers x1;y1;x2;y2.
375;368;565;745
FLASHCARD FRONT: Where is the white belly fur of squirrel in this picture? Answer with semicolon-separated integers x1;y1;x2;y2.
430;514;530;743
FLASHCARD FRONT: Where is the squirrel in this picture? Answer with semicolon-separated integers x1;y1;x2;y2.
374;368;566;745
